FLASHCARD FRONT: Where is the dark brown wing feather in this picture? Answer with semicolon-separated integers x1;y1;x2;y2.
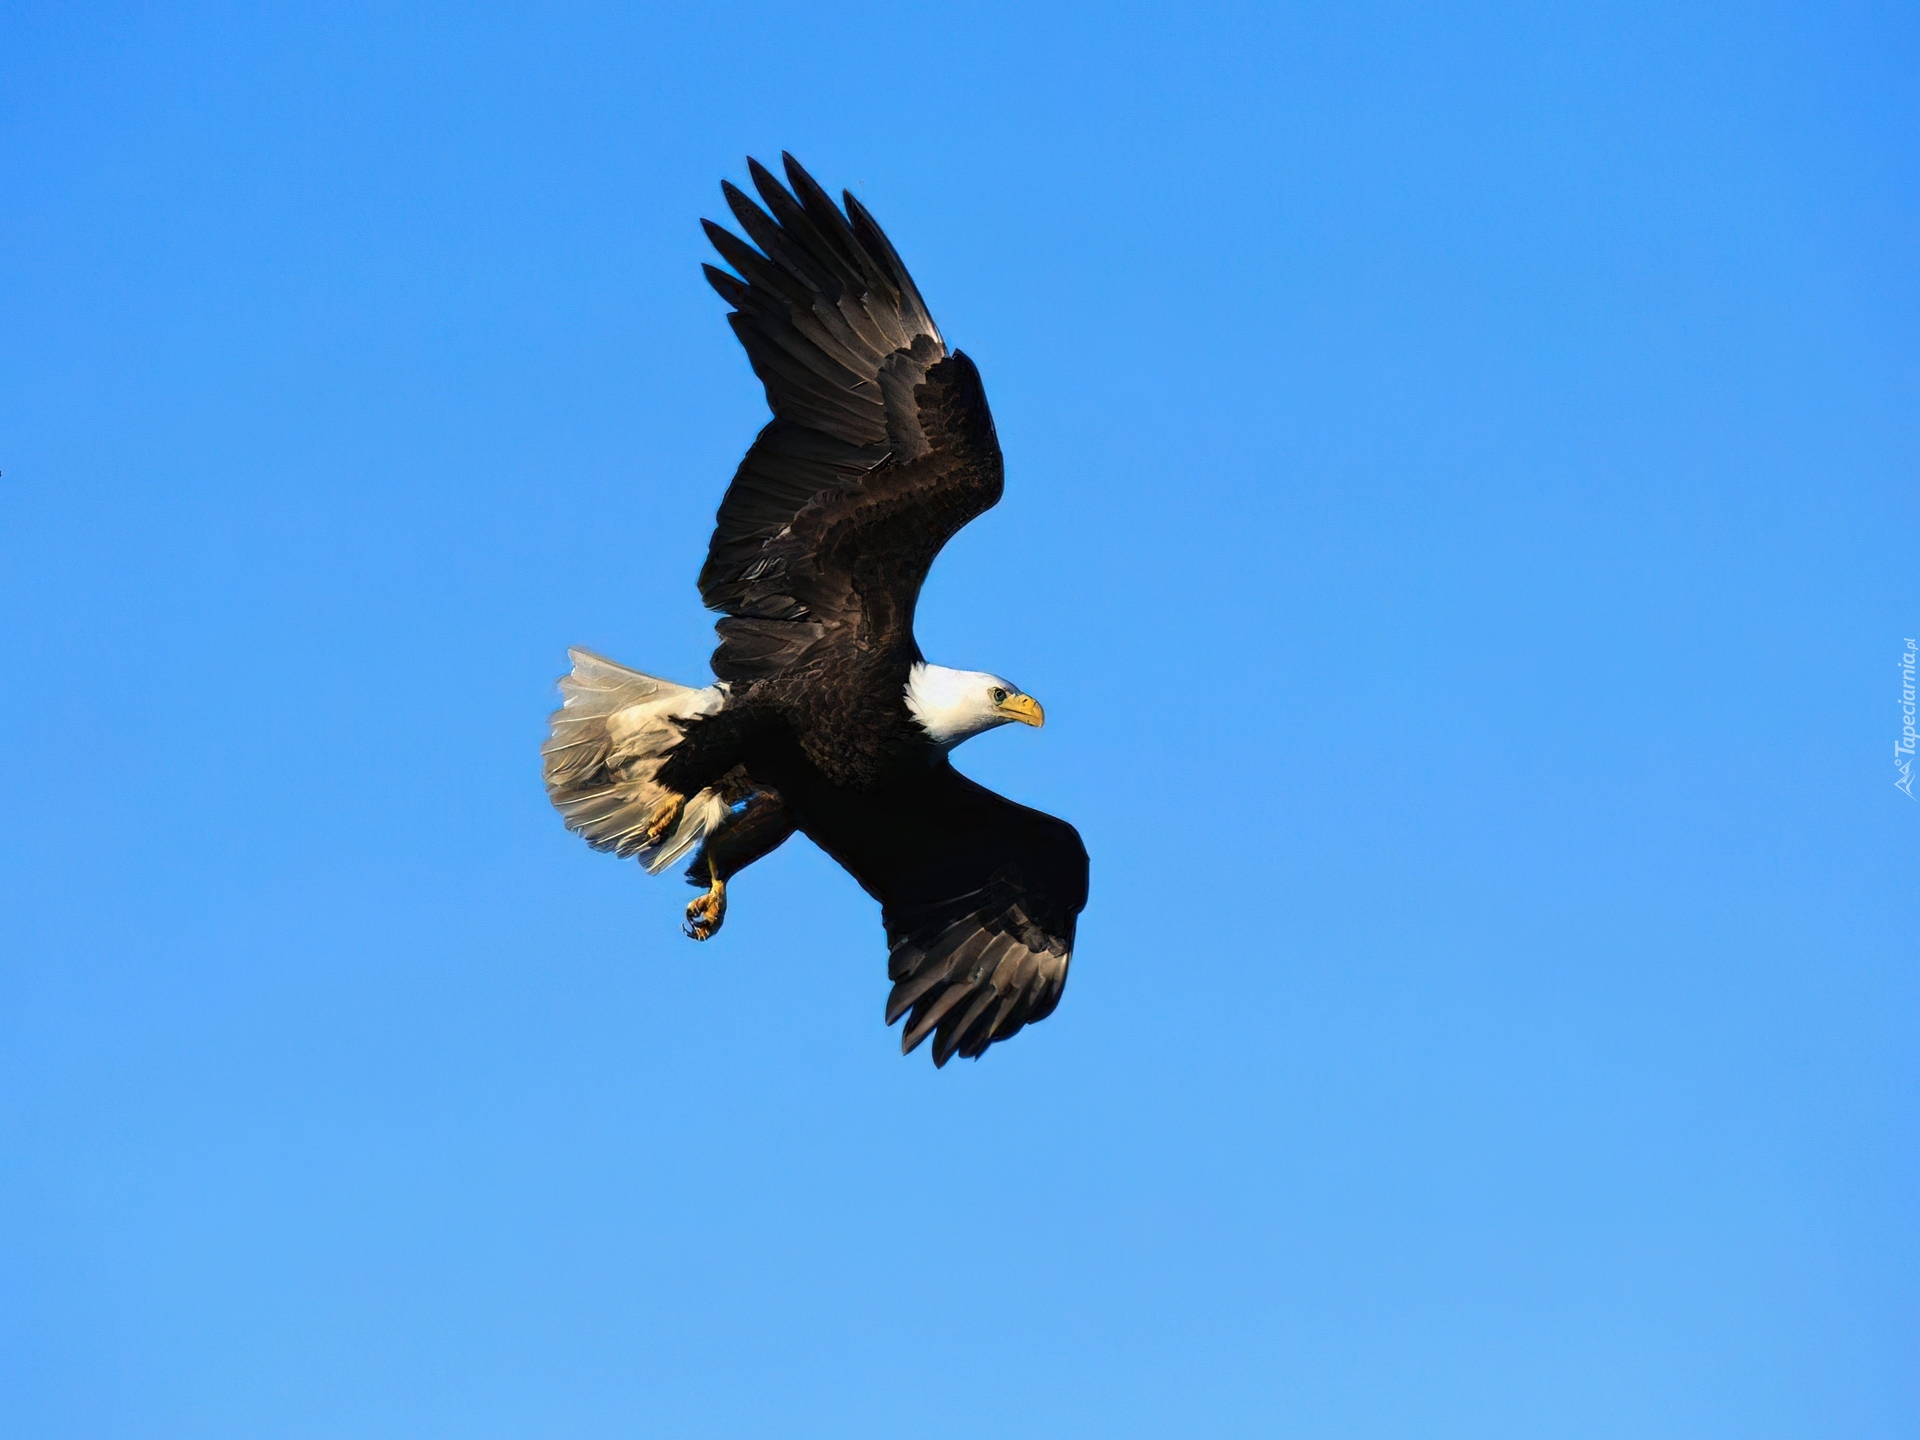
807;762;1087;1066
699;155;1003;681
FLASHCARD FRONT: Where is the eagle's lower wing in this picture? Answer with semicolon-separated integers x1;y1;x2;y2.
698;155;1003;681
826;764;1088;1066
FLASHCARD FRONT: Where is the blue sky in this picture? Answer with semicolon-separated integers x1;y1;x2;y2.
2;2;1914;1435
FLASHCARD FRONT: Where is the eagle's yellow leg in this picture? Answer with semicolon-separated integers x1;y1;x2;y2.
683;860;727;941
645;793;686;847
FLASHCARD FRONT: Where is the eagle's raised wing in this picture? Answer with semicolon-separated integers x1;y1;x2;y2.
698;155;1003;682
816;763;1088;1066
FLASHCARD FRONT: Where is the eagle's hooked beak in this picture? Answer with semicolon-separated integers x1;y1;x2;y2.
999;693;1045;728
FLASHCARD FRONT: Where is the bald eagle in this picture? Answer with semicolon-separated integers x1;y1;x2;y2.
542;155;1087;1067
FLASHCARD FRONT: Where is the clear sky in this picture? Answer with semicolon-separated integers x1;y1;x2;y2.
2;2;1914;1436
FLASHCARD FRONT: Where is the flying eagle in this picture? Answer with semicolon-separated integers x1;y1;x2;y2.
542;155;1088;1067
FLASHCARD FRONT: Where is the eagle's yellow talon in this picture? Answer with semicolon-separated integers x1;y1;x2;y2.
645;794;686;847
683;873;727;941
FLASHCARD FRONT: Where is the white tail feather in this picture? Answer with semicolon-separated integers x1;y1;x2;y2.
542;648;731;874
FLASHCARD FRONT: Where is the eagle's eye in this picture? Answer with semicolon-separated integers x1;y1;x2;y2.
989;687;1009;705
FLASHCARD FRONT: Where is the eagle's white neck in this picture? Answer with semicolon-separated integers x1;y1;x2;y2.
904;663;1012;748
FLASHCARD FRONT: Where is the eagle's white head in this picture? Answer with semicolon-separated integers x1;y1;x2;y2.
904;663;1046;748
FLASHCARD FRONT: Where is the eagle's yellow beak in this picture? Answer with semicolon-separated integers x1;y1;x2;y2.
998;693;1045;728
